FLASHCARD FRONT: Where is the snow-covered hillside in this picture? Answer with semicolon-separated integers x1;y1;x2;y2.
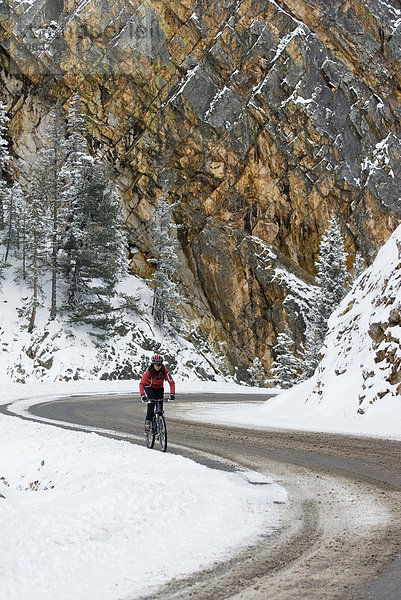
0;260;227;385
0;408;285;600
307;223;401;413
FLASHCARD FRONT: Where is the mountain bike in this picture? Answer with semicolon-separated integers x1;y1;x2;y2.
144;401;168;452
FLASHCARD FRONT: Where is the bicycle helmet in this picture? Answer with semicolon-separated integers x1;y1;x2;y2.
151;354;163;364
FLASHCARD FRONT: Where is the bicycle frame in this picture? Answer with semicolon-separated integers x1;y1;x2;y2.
144;400;168;452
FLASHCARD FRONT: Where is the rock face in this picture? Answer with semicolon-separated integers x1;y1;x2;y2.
1;0;400;378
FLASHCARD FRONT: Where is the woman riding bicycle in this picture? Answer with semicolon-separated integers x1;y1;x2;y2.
140;354;175;432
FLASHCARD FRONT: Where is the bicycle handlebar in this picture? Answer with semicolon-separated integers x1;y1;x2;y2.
144;398;172;403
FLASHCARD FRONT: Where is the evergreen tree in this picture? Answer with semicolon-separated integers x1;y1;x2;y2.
248;357;265;387
299;304;324;379
0;101;10;233
67;166;126;329
24;180;51;332
314;213;348;320
300;213;348;378
149;197;184;331
60;95;126;330
63;161;126;328
60;93;96;292
3;182;24;263
0;101;9;168
271;325;300;388
353;252;366;282
37;103;67;318
13;184;29;279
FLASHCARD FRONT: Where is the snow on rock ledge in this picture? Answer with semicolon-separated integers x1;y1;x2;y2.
309;224;401;414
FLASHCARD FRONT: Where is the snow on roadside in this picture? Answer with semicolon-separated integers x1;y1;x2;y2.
174;380;401;440
0;407;286;600
0;378;273;415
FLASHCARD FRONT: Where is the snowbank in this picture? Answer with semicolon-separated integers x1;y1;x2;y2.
0;406;286;600
177;375;400;440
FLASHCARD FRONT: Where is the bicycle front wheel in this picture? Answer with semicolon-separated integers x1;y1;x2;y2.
157;415;167;452
145;420;155;449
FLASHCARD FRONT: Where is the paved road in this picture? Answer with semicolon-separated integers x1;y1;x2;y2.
10;393;401;600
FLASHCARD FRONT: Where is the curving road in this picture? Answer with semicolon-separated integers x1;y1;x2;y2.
9;393;401;600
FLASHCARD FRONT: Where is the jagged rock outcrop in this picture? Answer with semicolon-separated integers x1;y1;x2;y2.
1;0;400;378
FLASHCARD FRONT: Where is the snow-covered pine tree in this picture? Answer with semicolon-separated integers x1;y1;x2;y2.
13;183;28;279
60;95;126;330
353;252;366;282
3;182;24;263
314;213;348;319
271;324;300;388
36;103;67;318
300;213;348;379
24;178;51;332
0;101;10;233
299;298;325;379
248;357;265;387
149;197;184;331
60;94;93;293
68;167;126;330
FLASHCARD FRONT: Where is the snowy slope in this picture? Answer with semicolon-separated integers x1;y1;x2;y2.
0;407;285;600
306;222;401;412
0;260;228;385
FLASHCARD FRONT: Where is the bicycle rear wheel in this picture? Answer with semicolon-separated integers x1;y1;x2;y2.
157;414;167;452
145;419;155;449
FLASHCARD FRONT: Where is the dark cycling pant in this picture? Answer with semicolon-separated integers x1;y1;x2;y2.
144;386;164;421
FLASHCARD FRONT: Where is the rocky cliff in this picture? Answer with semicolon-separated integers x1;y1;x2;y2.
1;0;400;379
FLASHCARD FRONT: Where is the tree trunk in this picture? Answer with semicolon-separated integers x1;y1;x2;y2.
22;216;26;280
50;195;58;319
27;245;38;332
69;263;79;306
4;197;13;263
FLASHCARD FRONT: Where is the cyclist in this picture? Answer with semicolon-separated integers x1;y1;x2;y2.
140;354;175;432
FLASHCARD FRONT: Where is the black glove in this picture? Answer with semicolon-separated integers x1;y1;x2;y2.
141;394;147;403
169;394;175;401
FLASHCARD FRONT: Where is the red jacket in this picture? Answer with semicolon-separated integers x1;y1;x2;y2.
139;367;175;395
